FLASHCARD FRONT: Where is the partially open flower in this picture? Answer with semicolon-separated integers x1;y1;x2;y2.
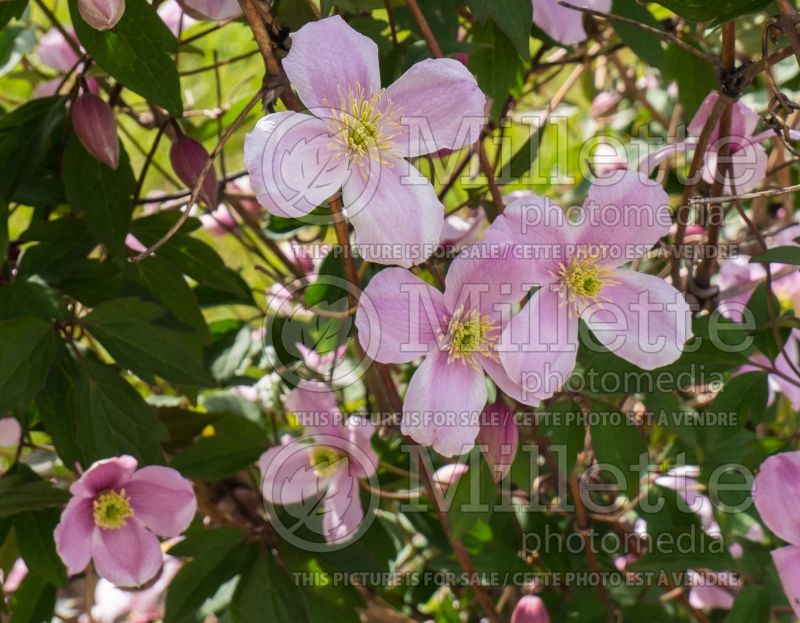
38;28;82;73
477;402;518;480
72;93;119;169
78;0;125;31
54;456;196;587
170;135;218;207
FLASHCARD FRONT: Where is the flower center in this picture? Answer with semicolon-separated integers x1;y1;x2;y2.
93;490;134;530
442;306;498;367
554;257;619;309
327;82;400;165
309;446;345;477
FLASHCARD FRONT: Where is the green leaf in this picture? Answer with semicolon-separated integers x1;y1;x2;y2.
206;324;252;383
469;20;523;122
0;26;35;78
748;282;790;362
751;245;800;265
612;2;667;72
0;467;69;518
74;358;166;465
14;510;66;587
69;0;182;115
486;0;531;57
725;586;770;623
465;0;490;21
643;0;772;24
0;0;28;30
63;135;136;259
158;406;218;452
126;255;210;340
591;409;648;499
0;280;70;322
171;414;267;480
164;527;252;623
447;451;496;539
232;549;309;623
9;572;56;623
702;372;768;445
664;44;715;113
17;217;96;282
0;316;58;413
84;298;214;386
0;96;66;203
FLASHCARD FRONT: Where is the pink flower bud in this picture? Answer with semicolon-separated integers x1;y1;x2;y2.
38;28;81;73
433;463;468;493
72;93;120;169
178;0;242;21
78;0;125;30
477;402;518;481
511;596;550;623
170;136;218;207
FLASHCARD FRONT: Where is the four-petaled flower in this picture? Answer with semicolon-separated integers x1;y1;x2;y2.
55;456;196;587
244;15;486;268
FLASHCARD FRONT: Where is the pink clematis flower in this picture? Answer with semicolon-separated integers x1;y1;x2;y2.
532;0;611;46
640;92;800;194
753;451;800;619
491;171;692;398
157;0;196;35
54;456;196;587
244;15;486;268
259;380;377;544
355;245;537;456
0;417;21;447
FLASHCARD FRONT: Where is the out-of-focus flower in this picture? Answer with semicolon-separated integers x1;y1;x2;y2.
54;456;196;587
170;135;218;207
0;418;21;447
244;15;486;267
178;0;241;22
90;556;181;623
754;451;800;619
687;571;737;611
200;181;263;235
590;91;620;118
433;463;468;493
72;93;119;169
589;142;628;176
157;0;196;35
439;208;484;252
38;28;81;73
492;171;691;400
511;595;550;623
259;381;377;544
641;92;800;195
78;0;125;30
1;559;27;593
476;402;518;480
532;0;611;46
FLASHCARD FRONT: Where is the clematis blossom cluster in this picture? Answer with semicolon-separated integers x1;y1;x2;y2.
244;16;486;267
357;171;692;456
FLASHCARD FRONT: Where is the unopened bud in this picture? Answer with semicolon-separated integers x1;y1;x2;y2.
78;0;125;30
511;596;550;623
170;136;218;207
0;418;21;448
72;93;119;169
477;402;518;481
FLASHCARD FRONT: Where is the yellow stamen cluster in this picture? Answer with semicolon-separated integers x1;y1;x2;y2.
441;306;499;367
327;82;401;165
93;490;134;530
309;446;345;477
553;256;620;311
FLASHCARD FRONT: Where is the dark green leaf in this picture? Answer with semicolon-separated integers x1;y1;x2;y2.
16;217;96;282
158;406;218;453
0;280;70;322
447;451;496;539
232;548;309;623
62;135;136;258
14;509;66;587
9;572;55;623
0;316;58;413
171;414;267;480
591;409;647;498
165;527;252;623
664;44;715;113
206;324;252;383
643;0;772;24
486;0;531;57
0;96;65;203
74;358;166;465
69;0;182;115
751;245;800;265
0;467;69;518
84;298;214;386
725;586;770;623
0;0;28;30
612;2;667;71
702;372;768;445
469;20;523;122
